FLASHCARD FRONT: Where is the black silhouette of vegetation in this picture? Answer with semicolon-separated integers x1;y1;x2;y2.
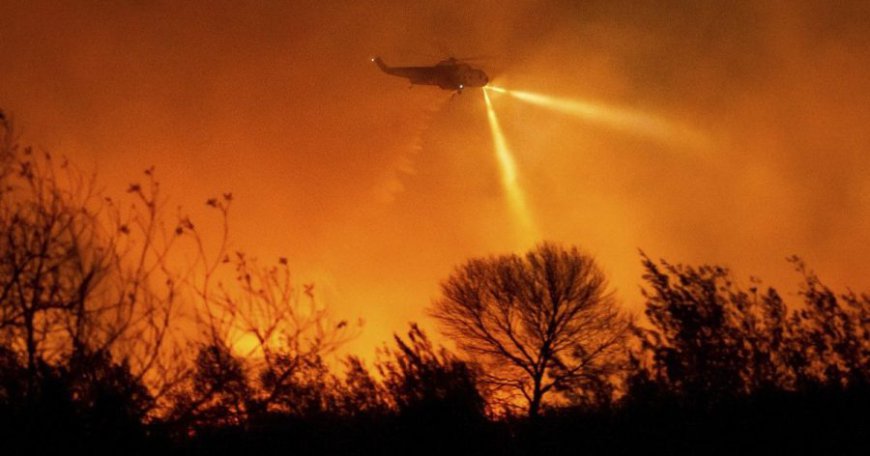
1;109;868;455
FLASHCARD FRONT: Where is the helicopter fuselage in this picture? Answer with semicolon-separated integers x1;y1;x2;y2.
372;57;489;92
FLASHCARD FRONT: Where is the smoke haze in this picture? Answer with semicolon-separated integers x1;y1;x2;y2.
2;0;869;354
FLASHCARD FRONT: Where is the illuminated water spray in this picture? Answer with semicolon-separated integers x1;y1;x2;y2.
482;89;538;242
486;86;707;149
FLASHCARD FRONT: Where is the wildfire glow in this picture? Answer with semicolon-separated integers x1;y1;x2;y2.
482;89;538;244
233;331;264;357
486;86;707;150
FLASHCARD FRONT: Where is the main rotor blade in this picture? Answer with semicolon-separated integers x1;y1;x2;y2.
449;54;496;62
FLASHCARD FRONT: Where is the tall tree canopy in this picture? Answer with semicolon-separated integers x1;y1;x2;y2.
431;243;630;417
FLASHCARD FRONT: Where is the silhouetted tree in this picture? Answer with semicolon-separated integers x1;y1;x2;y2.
169;342;250;430
633;253;870;401
375;324;489;455
431;242;631;418
0;114;182;415
334;355;388;416
783;257;869;388
378;323;485;419
61;347;153;446
190;247;360;418
625;253;870;455
0;141;105;393
635;254;774;400
0;342;153;451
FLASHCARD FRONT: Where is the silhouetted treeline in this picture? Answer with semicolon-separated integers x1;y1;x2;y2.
2;110;868;454
607;254;869;456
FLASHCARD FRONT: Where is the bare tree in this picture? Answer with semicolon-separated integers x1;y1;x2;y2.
430;242;630;417
0;116;112;390
163;194;362;425
210;252;360;415
0;113;183;414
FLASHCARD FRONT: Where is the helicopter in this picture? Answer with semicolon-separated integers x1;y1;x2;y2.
372;56;489;94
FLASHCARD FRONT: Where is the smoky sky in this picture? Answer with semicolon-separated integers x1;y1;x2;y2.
2;0;870;354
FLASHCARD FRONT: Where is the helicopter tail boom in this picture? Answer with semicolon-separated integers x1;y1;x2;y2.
371;57;435;83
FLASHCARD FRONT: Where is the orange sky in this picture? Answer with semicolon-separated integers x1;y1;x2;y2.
2;0;870;357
